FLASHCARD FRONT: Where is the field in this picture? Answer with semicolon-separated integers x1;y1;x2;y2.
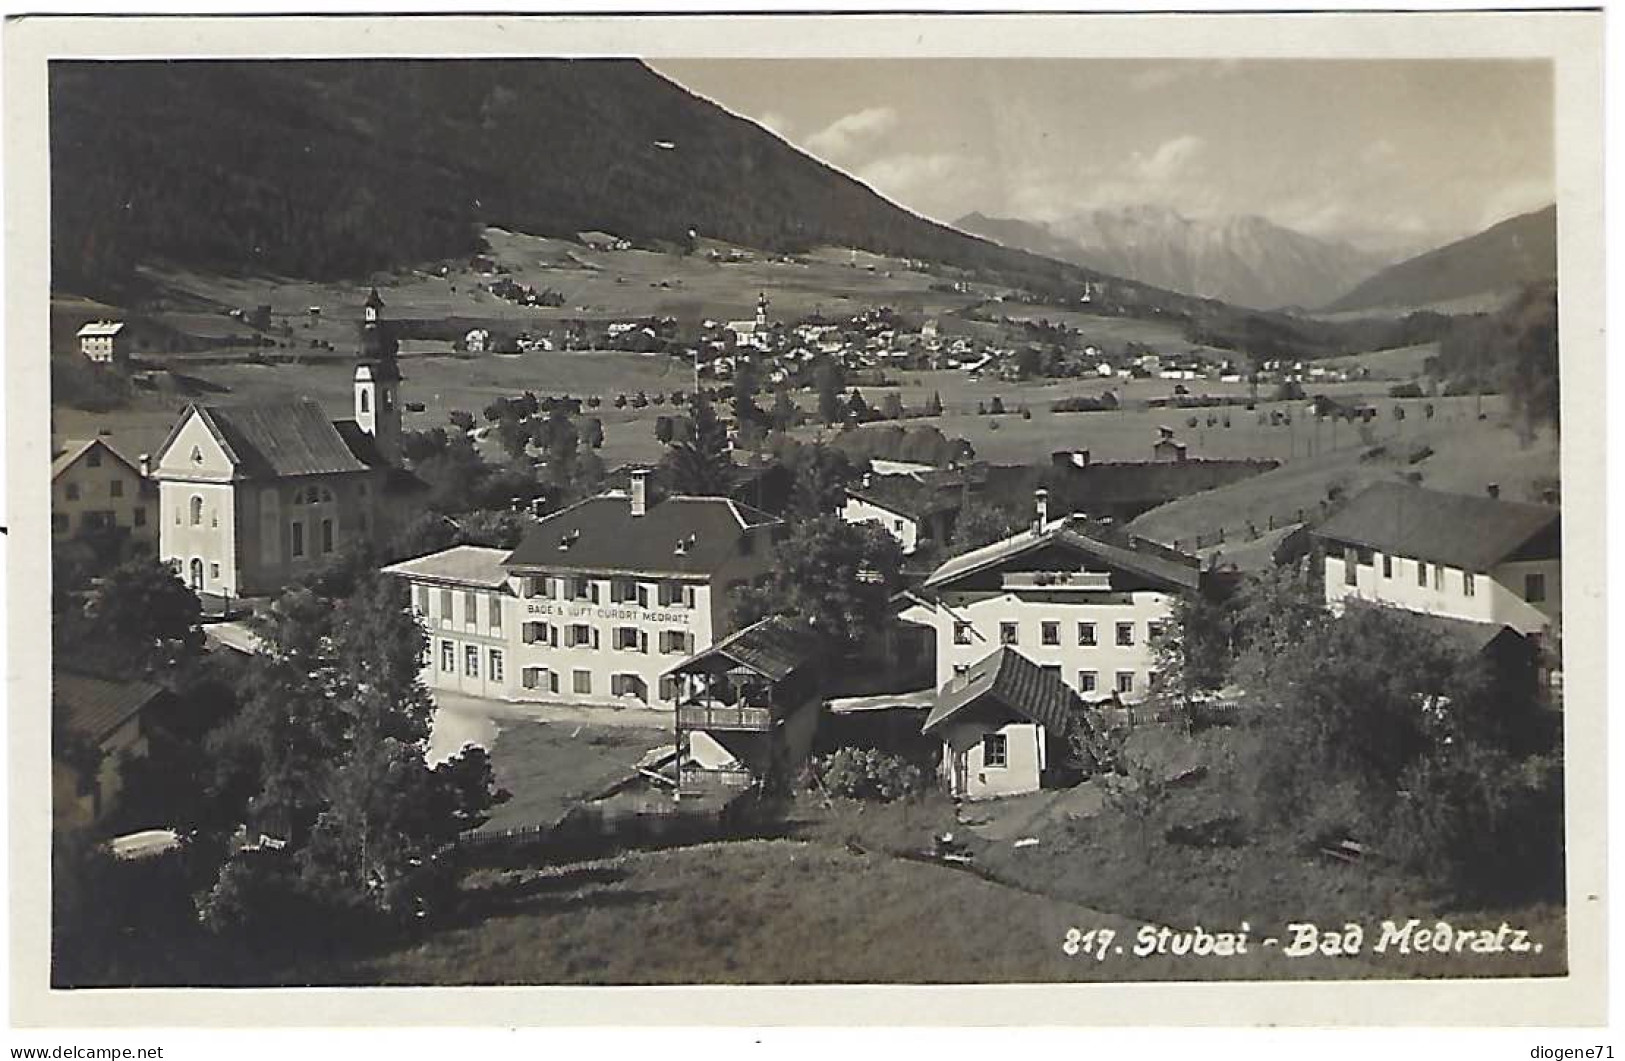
478;718;670;835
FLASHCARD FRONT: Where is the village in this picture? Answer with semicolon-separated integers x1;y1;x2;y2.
49;257;1567;985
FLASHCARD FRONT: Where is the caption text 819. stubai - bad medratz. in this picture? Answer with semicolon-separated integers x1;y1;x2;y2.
1061;920;1544;961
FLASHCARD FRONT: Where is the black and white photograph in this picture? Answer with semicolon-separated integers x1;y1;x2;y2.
5;7;1609;1033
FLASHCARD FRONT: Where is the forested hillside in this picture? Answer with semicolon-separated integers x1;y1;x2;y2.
51;60;1098;295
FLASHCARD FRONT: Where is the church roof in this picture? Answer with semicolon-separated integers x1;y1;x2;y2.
171;401;375;479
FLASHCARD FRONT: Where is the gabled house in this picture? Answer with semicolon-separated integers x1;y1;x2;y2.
77;320;130;367
665;616;824;796
52;671;167;829
840;472;962;555
51;437;158;546
1314;482;1560;637
922;647;1079;800
903;493;1201;704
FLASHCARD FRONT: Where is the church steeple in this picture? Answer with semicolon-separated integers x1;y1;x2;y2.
355;287;402;464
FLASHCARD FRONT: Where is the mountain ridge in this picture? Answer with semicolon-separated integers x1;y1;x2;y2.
1322;205;1557;313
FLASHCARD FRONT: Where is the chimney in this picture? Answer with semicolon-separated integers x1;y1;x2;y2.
862;471;873;489
1033;488;1049;534
1486;482;1500;500
630;468;649;517
138;453;151;478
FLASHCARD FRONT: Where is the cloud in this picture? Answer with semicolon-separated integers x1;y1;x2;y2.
1134;135;1206;183
855;151;989;222
805;106;900;161
756;110;794;140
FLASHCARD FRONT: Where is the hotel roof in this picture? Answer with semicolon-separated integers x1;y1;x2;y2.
382;545;512;590
504;494;781;578
1314;481;1559;571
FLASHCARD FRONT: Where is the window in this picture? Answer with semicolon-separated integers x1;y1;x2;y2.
64;482;80;501
359;389;371;413
568;624;595;648
489;596;503;629
611;578;638;604
1525;572;1547;603
892;519;904;533
982;733;1008;769
954;621;974;645
439;588;453;619
190;445;204;465
1078;670;1098;693
1357;547;1374;567
614;626;643;652
464;591;478;624
132;506;147;527
571;576;596;602
661;630;693;655
210;563;220;579
1077;622;1097;646
1417;561;1428;587
321;519;334;554
1433;564;1444;591
290;521;305;558
465;645;480;677
528;576;556;599
952;664;969;679
86;449;102;468
523;668;559;693
415;585;429;613
1041;621;1060;646
109;479;123;498
1382;554;1393;579
82;511;115;531
522;621;552;645
211;510;219;528
658;581;689;607
489;650;504;684
1000;622;1019;646
1116;622;1135;647
1116;671;1135;695
612;674;648;702
1343;546;1358;586
1463;572;1476;598
190;496;203;525
658;675;682;702
440;641;455;672
573;669;592;695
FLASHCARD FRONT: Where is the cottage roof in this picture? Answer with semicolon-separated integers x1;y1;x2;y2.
846;474;961;523
923;515;1200;592
163;401;375;479
923;647;1077;735
667;616;820;681
51;437;146;483
504;494;781;578
54;671;164;745
383;545;512;590
1406;613;1531;657
1314;482;1559;570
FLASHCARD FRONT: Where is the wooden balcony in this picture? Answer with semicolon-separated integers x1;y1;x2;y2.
676;701;776;731
680;765;756;792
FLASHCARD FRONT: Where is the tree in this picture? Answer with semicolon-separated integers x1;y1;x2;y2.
946;500;1021;556
447;410;475;434
846;389;872;423
81;557;204;674
881;392;904;420
661;394;732;496
988;395;1006;415
457;509;530;549
654;415;676;444
925;391;944;417
736;516;903;659
786;442;853;518
770;388;798;431
582;417;605;450
815;357;843;425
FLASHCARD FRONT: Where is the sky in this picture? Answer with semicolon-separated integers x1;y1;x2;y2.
651;59;1554;257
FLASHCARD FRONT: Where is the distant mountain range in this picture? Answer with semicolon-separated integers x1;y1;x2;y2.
956;205;1391;311
1322;205;1557;313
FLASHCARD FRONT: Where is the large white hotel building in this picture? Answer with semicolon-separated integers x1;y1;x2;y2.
384;471;783;708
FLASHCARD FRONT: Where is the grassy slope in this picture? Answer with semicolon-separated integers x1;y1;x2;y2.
481;720;669;835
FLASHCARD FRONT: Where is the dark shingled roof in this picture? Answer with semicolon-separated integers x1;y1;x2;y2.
924;514;1200;592
667;616;820;681
504;494;781;577
54;671;165;744
923;647;1078;735
1314;482;1560;571
195;401;374;479
846;473;961;522
1407;613;1530;657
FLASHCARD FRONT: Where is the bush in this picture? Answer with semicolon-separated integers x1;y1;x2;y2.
811;747;927;802
1388;382;1424;399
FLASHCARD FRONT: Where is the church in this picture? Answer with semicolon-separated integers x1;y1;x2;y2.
152;289;424;603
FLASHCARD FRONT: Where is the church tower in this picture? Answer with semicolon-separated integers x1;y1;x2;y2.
755;291;769;329
354;287;403;465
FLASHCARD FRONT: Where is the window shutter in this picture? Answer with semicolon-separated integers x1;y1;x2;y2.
590;582;600;604
640;631;649;654
684;586;696;608
550;624;560;648
592;628;600;650
638;584;649;608
550;671;560;694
